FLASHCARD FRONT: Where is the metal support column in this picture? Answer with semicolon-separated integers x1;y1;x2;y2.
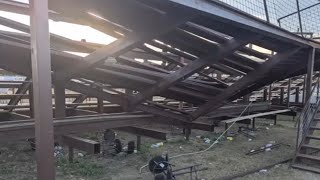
268;84;272;102
306;48;315;101
243;94;250;103
29;86;34;118
30;0;55;179
287;78;292;107
280;87;284;105
302;75;306;103
137;135;141;152
54;82;66;118
263;88;268;102
295;87;300;103
216;71;222;80
97;87;104;113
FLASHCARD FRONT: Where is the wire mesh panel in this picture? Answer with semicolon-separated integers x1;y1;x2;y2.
277;0;320;38
217;0;320;39
300;3;320;38
218;0;267;20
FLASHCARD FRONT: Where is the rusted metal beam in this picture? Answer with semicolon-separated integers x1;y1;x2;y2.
129;36;259;109
53;1;198;80
65;81;190;122
306;48;315;100
192;47;302;120
116;126;167;140
54;81;66;118
6;77;31;112
30;0;55;178
62;135;100;155
0;114;153;142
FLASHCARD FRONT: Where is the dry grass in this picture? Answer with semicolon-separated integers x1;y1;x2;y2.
1;116;320;179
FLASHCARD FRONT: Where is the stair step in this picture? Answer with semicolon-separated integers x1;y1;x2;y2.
310;126;320;130
292;164;320;174
301;144;320;151
306;135;320;140
297;154;320;161
314;118;320;121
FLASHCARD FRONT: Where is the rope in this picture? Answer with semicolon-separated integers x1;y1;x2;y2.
139;101;253;173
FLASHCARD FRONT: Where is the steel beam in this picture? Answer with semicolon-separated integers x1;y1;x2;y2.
116;126;167;140
0;114;153;142
55;5;198;80
65;81;190;122
295;87;300;103
168;0;320;49
306;48;315;100
62;135;100;154
54;81;66;118
129;36;259;108
287;78;292;106
6;77;31;112
280;87;284;104
30;0;55;179
192;47;302;120
0;16;100;53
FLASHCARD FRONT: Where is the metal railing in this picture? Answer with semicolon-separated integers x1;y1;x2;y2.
218;0;320;40
295;76;320;152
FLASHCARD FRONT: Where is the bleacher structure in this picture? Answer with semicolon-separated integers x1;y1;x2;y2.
0;0;320;178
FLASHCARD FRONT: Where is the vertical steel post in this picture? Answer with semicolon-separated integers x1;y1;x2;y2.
287;78;292;107
29;86;34;118
98;97;104;113
302;75;306;103
306;48;315;102
54;82;66;118
263;88;268;102
296;0;304;37
137;135;141;151
30;0;55;179
317;75;320;100
295;87;300;103
263;0;270;23
280;87;284;105
97;87;104;113
268;84;272;102
216;71;222;80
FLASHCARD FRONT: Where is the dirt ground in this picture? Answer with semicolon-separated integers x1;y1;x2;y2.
1;115;320;180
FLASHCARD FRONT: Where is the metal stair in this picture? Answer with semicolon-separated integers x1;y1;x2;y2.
291;77;320;173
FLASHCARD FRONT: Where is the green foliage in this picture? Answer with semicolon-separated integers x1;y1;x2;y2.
56;157;104;178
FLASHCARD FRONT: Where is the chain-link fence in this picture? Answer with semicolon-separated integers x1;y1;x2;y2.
218;0;320;40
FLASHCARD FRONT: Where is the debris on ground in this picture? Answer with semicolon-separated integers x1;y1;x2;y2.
54;146;64;158
227;137;234;141
204;138;211;144
259;169;268;173
151;142;164;148
246;142;283;155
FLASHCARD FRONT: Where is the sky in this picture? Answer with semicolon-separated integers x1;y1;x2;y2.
0;0;116;48
0;0;319;55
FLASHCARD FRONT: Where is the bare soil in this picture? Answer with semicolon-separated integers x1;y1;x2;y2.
1;115;320;180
